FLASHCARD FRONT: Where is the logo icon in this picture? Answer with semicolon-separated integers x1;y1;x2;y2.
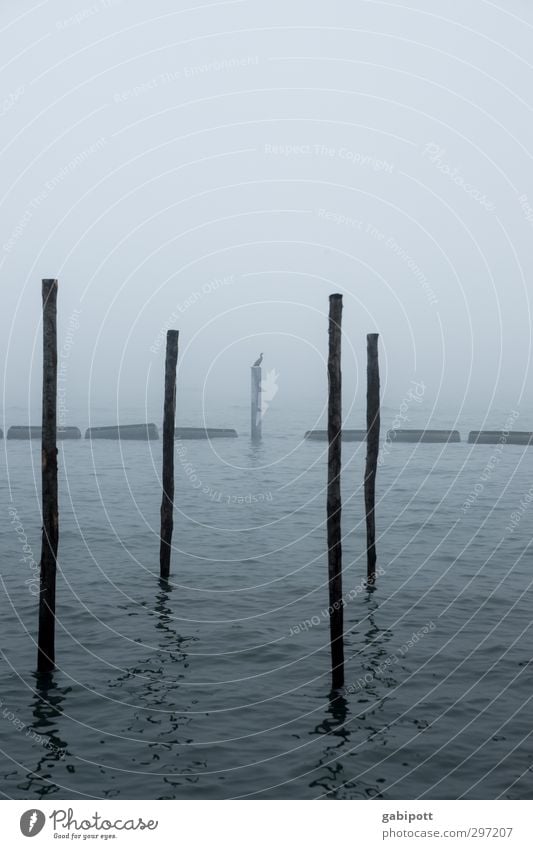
20;810;46;837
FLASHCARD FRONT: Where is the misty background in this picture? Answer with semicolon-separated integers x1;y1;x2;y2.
1;0;532;431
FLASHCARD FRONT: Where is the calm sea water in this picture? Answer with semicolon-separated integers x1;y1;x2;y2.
1;407;532;800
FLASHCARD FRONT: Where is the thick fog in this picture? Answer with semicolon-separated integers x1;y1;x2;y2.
1;0;532;428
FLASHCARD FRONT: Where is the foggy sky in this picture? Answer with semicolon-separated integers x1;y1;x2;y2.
1;0;533;428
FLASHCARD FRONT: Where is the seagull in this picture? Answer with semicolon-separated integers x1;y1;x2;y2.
252;353;264;367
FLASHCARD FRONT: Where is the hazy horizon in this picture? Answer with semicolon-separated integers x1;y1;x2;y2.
1;0;532;426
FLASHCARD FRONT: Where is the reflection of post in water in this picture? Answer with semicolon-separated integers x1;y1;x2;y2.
154;579;193;664
247;438;266;464
317;690;349;739
151;579;203;796
109;581;195;759
23;674;69;797
310;602;396;799
155;578;176;642
347;597;396;705
309;692;350;798
309;600;398;799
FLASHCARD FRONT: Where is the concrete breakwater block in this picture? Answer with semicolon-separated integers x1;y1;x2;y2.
7;426;81;440
304;429;367;442
386;429;461;443
175;427;238;439
85;423;159;440
468;431;533;445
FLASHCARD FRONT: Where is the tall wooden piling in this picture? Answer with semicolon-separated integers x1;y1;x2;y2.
327;294;344;690
160;330;179;579
251;366;262;441
365;333;380;586
37;279;59;673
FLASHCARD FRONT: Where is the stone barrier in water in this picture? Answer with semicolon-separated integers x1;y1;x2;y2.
304;429;367;441
386;429;461;443
468;431;533;445
175;427;238;439
85;424;159;440
7;426;81;440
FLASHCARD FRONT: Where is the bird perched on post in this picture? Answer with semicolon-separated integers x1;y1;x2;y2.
252;353;264;367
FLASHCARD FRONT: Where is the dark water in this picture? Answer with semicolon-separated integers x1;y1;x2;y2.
1;408;532;799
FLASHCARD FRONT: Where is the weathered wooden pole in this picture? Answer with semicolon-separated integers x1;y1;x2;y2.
365;333;380;586
327;294;344;690
160;330;179;579
251;365;262;441
37;279;59;674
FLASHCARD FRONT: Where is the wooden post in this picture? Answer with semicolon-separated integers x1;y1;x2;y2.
365;333;380;586
37;279;59;674
327;293;344;690
160;330;179;579
251;365;262;441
